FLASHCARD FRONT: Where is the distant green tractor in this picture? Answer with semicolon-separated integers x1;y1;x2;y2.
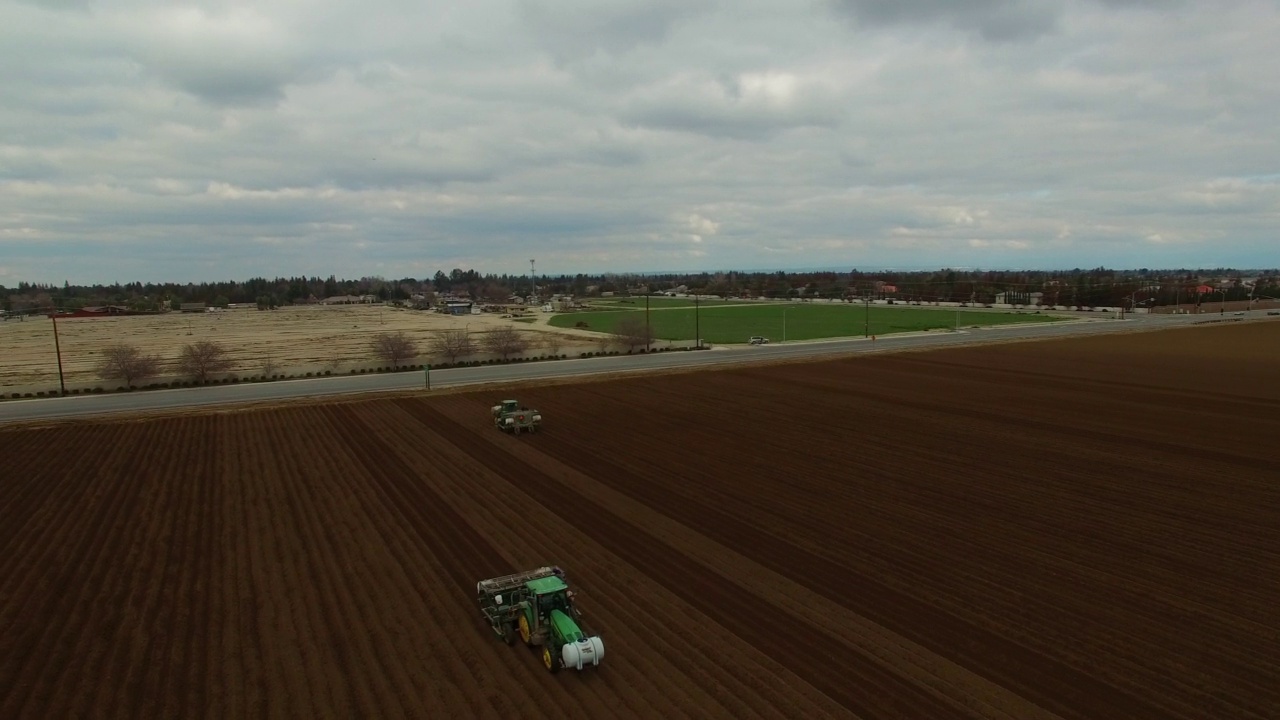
477;566;605;673
491;399;542;434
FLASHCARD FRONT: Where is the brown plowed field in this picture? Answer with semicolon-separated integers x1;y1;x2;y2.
2;321;1278;719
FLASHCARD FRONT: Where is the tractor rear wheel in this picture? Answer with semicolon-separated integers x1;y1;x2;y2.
543;646;560;674
518;615;534;646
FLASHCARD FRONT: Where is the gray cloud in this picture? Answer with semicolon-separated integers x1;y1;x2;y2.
829;0;1062;40
1;0;1277;283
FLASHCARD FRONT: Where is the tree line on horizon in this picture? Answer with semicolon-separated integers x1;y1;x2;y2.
3;266;1277;315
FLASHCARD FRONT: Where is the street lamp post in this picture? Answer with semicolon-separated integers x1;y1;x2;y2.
864;295;870;338
783;306;791;342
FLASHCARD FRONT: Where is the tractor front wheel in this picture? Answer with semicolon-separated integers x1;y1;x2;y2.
543;646;560;674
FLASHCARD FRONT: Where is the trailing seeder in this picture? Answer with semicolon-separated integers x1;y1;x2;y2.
491;399;542;434
476;566;604;673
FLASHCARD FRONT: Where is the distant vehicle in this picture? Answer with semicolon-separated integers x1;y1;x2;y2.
1233;312;1245;316
491;399;542;434
1269;311;1280;316
749;336;769;345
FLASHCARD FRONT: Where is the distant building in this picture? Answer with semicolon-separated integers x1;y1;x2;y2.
180;302;207;313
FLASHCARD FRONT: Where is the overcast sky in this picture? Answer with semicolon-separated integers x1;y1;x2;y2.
2;0;1278;284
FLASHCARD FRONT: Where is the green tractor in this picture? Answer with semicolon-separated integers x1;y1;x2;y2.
491;399;542;434
476;566;605;673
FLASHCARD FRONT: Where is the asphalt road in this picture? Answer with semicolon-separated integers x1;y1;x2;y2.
0;311;1262;425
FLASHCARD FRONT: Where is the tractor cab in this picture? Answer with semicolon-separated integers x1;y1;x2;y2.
497;399;519;414
525;575;571;626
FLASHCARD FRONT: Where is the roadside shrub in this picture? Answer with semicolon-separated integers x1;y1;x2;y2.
9;393;19;399
24;393;33;398
36;391;46;397
92;387;104;394
324;370;332;376
305;372;313;377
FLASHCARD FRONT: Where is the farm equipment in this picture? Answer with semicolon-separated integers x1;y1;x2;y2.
476;566;605;673
492;399;542;434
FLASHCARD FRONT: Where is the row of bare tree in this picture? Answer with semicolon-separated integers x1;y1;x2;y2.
90;323;662;389
96;341;232;387
90;328;558;388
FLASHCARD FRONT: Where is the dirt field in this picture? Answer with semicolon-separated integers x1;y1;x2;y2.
2;321;1277;719
0;305;586;391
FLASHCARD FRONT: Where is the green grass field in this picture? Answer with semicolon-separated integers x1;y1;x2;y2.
585;296;755;310
548;303;1060;343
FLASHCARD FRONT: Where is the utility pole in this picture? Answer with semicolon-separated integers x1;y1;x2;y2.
864;295;870;338
530;259;536;301
51;313;67;396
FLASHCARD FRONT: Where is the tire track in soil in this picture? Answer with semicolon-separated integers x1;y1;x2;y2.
471;376;1198;717
131;414;213;718
319;403;571;720
545;376;1254;717
530;416;1171;720
266;406;420;718
230;410;298;718
356;401;707;720
402;400;966;720
0;420;165;718
533;399;1260;720
357;400;808;720
741;367;1275;474
350;399;665;717
548;380;1279;717
297;402;526;718
890;354;1280;411
251;409;329;719
334;402;634;720
0;425;115;550
301;405;475;718
408;414;1027;720
254;408;352;718
221;412;269;718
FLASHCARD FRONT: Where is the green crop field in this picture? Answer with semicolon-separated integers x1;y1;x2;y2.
548;303;1060;343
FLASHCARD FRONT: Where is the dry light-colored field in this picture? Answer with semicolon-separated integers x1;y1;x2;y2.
0;305;580;391
2;320;1277;719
